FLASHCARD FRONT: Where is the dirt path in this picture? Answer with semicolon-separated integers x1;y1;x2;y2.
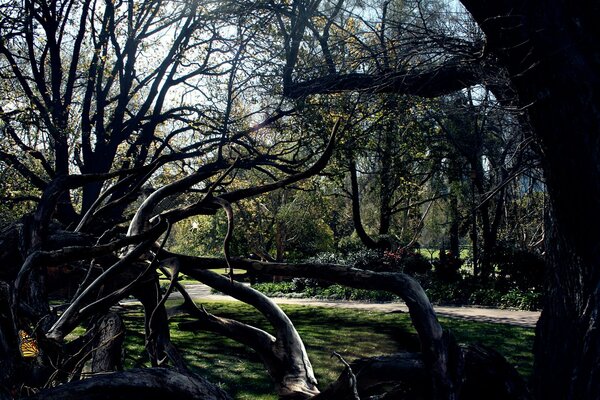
170;284;540;328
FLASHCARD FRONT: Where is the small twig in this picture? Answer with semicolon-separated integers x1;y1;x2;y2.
331;351;361;400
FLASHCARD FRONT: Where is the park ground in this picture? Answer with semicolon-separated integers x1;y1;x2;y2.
172;283;540;328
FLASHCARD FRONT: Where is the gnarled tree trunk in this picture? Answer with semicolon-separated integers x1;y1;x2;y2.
459;1;600;399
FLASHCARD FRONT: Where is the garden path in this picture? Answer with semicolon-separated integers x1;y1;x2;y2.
170;284;540;328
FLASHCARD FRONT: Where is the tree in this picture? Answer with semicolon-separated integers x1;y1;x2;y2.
1;0;594;399
279;0;600;398
460;3;600;399
431;89;540;281
0;0;342;397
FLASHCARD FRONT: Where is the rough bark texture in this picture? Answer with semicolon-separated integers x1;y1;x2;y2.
0;282;19;394
90;313;125;373
23;368;232;400
458;2;600;399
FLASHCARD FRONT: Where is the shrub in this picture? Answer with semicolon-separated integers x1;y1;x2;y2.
337;234;366;254
491;244;545;290
252;282;296;296
469;288;503;307
252;281;398;302
423;276;542;310
499;289;543;311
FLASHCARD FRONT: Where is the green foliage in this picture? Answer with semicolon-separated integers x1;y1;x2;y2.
169;211;250;257
0;167;39;227
498;289;543;311
337;233;367;254
274;189;335;259
423;278;543;311
169;188;335;261
307;249;382;267
252;281;398;302
251;281;297;296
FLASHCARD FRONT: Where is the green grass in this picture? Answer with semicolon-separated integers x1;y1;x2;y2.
157;269;238;286
120;301;534;399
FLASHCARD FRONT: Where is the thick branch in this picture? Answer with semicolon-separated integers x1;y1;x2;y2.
171;254;459;399
23;368;232;400
178;267;319;398
284;59;482;99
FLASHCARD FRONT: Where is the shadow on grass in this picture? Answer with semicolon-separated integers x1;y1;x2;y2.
120;301;534;400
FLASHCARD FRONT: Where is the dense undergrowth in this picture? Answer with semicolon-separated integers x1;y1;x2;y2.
250;249;543;311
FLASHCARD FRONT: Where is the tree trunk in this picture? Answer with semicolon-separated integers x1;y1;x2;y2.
459;1;600;398
0;282;19;395
90;313;125;373
449;195;460;257
349;160;388;250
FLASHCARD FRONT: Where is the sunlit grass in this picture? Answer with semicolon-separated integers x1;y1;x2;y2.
120;301;534;399
157;269;236;286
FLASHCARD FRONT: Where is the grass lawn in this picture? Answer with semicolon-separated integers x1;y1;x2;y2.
157;269;238;286
120;301;534;399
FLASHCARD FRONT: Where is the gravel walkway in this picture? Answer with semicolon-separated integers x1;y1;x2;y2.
168;284;540;328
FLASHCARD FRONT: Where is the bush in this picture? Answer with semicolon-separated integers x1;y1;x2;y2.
422;274;542;311
252;282;296;296
252;281;398;302
499;289;543;311
491;244;545;290
432;250;464;283
469;288;503;307
337;234;366;254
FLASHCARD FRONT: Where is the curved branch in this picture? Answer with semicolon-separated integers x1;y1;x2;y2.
349;159;387;250
171;254;460;399
220;119;339;203
160;264;277;357
212;197;234;279
177;267;319;398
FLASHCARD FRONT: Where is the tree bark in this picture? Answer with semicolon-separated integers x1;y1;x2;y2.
90;313;125;373
179;267;320;398
174;254;463;399
0;282;19;395
23;368;232;400
458;1;600;399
